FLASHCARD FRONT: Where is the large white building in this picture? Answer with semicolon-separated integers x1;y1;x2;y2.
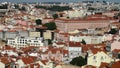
7;36;44;48
69;35;103;44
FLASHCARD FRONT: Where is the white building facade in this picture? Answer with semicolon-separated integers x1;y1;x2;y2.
66;9;87;18
68;46;82;59
7;36;44;48
87;51;114;67
69;35;103;44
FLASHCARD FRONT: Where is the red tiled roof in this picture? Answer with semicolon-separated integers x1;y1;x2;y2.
112;49;120;53
55;14;116;23
54;29;60;33
21;46;37;53
56;42;66;45
21;56;34;64
8;29;16;32
2;45;16;51
111;61;120;68
13;27;26;31
41;60;48;65
0;30;3;32
99;62;109;68
111;22;119;25
63;50;69;56
68;41;82;47
47;47;69;55
82;44;106;54
92;48;101;54
49;48;62;54
0;57;10;64
59;32;69;37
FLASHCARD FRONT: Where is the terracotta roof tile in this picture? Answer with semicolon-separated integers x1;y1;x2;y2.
0;57;10;64
41;60;48;65
111;61;120;68
56;14;116;22
48;47;69;55
68;41;82;47
56;42;66;45
2;45;16;51
82;44;106;54
99;62;109;68
0;30;3;32
112;49;120;53
21;56;34;64
8;29;16;32
54;29;60;33
59;32;69;37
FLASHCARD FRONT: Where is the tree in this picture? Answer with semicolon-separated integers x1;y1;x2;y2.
67;17;69;19
96;1;100;3
35;19;42;25
52;14;58;19
70;56;87;67
47;39;52;44
14;4;19;9
35;5;72;11
109;28;118;34
43;22;56;30
0;4;8;9
103;0;107;4
19;6;26;11
81;39;86;45
85;52;88;62
88;7;96;11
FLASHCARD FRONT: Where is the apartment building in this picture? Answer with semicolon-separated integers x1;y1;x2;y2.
7;37;44;48
69;34;103;44
55;14;116;32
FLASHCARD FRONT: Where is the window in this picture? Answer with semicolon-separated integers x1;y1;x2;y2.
40;66;43;68
95;60;97;63
101;56;104;60
34;41;38;43
93;56;96;59
29;40;31;42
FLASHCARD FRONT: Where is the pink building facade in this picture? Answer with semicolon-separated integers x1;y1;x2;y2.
55;19;112;32
55;14;117;32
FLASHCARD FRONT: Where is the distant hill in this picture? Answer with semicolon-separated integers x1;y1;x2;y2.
0;0;120;3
